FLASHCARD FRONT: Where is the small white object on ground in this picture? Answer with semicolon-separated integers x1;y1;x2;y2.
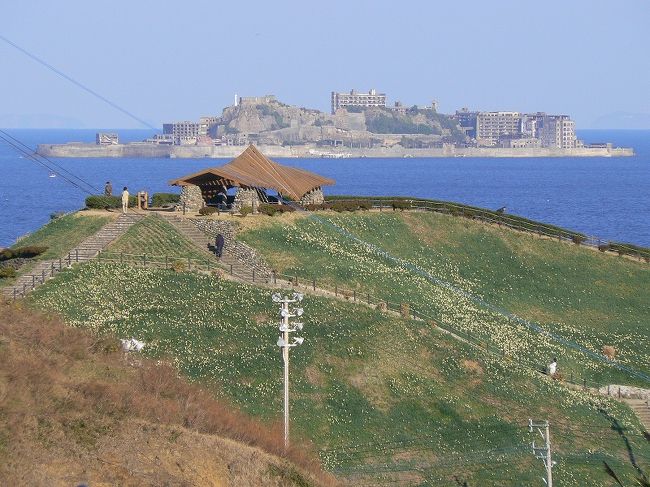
120;337;145;352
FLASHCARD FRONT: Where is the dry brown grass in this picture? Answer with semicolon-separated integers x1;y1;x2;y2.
602;345;617;359
0;303;337;486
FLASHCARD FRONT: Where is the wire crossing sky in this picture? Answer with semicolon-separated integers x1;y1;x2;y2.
0;0;648;128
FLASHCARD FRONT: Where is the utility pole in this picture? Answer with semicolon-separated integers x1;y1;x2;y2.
273;292;305;450
529;419;554;487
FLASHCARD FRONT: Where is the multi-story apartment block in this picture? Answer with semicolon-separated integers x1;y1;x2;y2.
199;116;219;137
331;89;386;114
527;113;577;148
454;109;479;139
476;111;523;146
163;121;201;145
456;109;578;148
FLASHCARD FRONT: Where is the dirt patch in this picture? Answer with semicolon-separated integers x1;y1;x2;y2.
461;359;484;375
305;366;326;387
348;369;393;412
253;313;270;324
400;212;449;247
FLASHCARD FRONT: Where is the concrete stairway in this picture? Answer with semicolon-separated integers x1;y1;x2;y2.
2;213;145;300
159;213;263;283
624;398;650;432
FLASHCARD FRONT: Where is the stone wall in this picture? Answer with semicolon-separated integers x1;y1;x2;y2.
233;187;260;212
37;143;635;159
189;218;272;277
179;185;204;211
299;187;324;206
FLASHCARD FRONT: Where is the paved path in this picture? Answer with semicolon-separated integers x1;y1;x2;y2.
2;213;145;300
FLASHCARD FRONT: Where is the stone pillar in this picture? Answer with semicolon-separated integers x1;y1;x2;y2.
233;187;260;211
299;187;324;206
179;184;204;211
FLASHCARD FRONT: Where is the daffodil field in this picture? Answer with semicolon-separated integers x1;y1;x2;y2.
239;211;650;388
28;260;650;486
107;213;206;259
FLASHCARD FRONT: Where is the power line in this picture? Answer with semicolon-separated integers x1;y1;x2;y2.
0;34;157;130
0;129;100;194
0;132;95;196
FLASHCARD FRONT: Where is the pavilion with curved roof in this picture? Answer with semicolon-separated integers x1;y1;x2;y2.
169;145;335;210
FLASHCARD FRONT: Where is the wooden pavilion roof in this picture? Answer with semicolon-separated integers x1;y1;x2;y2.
169;145;335;200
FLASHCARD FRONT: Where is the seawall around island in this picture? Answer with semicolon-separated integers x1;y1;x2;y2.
36;143;635;159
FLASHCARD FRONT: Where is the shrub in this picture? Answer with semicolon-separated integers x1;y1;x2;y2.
305;203;333;211
198;207;218;216
239;207;252;217
171;261;186;272
325;200;375;212
330;201;350;212
357;200;373;211
151;193;180;207
0;267;17;278
258;204;296;216
392;200;411;211
602;345;616;359
598;244;610;252
85;195;136;209
50;211;66;220
0;245;48;261
571;235;586;245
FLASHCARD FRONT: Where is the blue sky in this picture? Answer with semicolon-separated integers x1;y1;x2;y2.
1;0;648;128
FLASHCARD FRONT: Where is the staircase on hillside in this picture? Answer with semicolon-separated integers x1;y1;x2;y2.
625;398;650;432
158;213;264;283
2;213;145;300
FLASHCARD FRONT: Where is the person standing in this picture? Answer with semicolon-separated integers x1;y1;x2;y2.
104;181;112;196
121;186;129;214
215;233;225;258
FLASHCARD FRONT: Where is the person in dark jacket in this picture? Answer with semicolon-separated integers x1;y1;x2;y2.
215;233;225;258
104;181;112;196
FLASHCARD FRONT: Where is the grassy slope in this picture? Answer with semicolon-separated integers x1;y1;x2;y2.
0;212;112;286
0;303;326;486
28;262;650;486
13;212;113;259
238;211;650;387
107;213;207;260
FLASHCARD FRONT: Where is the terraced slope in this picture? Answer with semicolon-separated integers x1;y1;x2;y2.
28;262;650;486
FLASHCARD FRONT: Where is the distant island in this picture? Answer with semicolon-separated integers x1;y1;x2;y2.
37;90;634;158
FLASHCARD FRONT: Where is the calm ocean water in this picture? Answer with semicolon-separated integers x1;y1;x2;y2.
0;129;648;248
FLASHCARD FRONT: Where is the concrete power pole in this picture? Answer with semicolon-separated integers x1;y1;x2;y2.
529;419;554;487
273;292;305;450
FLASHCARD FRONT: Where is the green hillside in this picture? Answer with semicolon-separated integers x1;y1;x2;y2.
238;211;650;387
28;261;650;486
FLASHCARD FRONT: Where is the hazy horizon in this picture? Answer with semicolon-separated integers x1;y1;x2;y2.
1;0;648;129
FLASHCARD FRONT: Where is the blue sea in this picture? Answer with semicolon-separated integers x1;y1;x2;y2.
0;129;648;248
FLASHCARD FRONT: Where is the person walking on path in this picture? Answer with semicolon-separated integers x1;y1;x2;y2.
104;181;112;196
215;233;225;258
121;187;129;214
